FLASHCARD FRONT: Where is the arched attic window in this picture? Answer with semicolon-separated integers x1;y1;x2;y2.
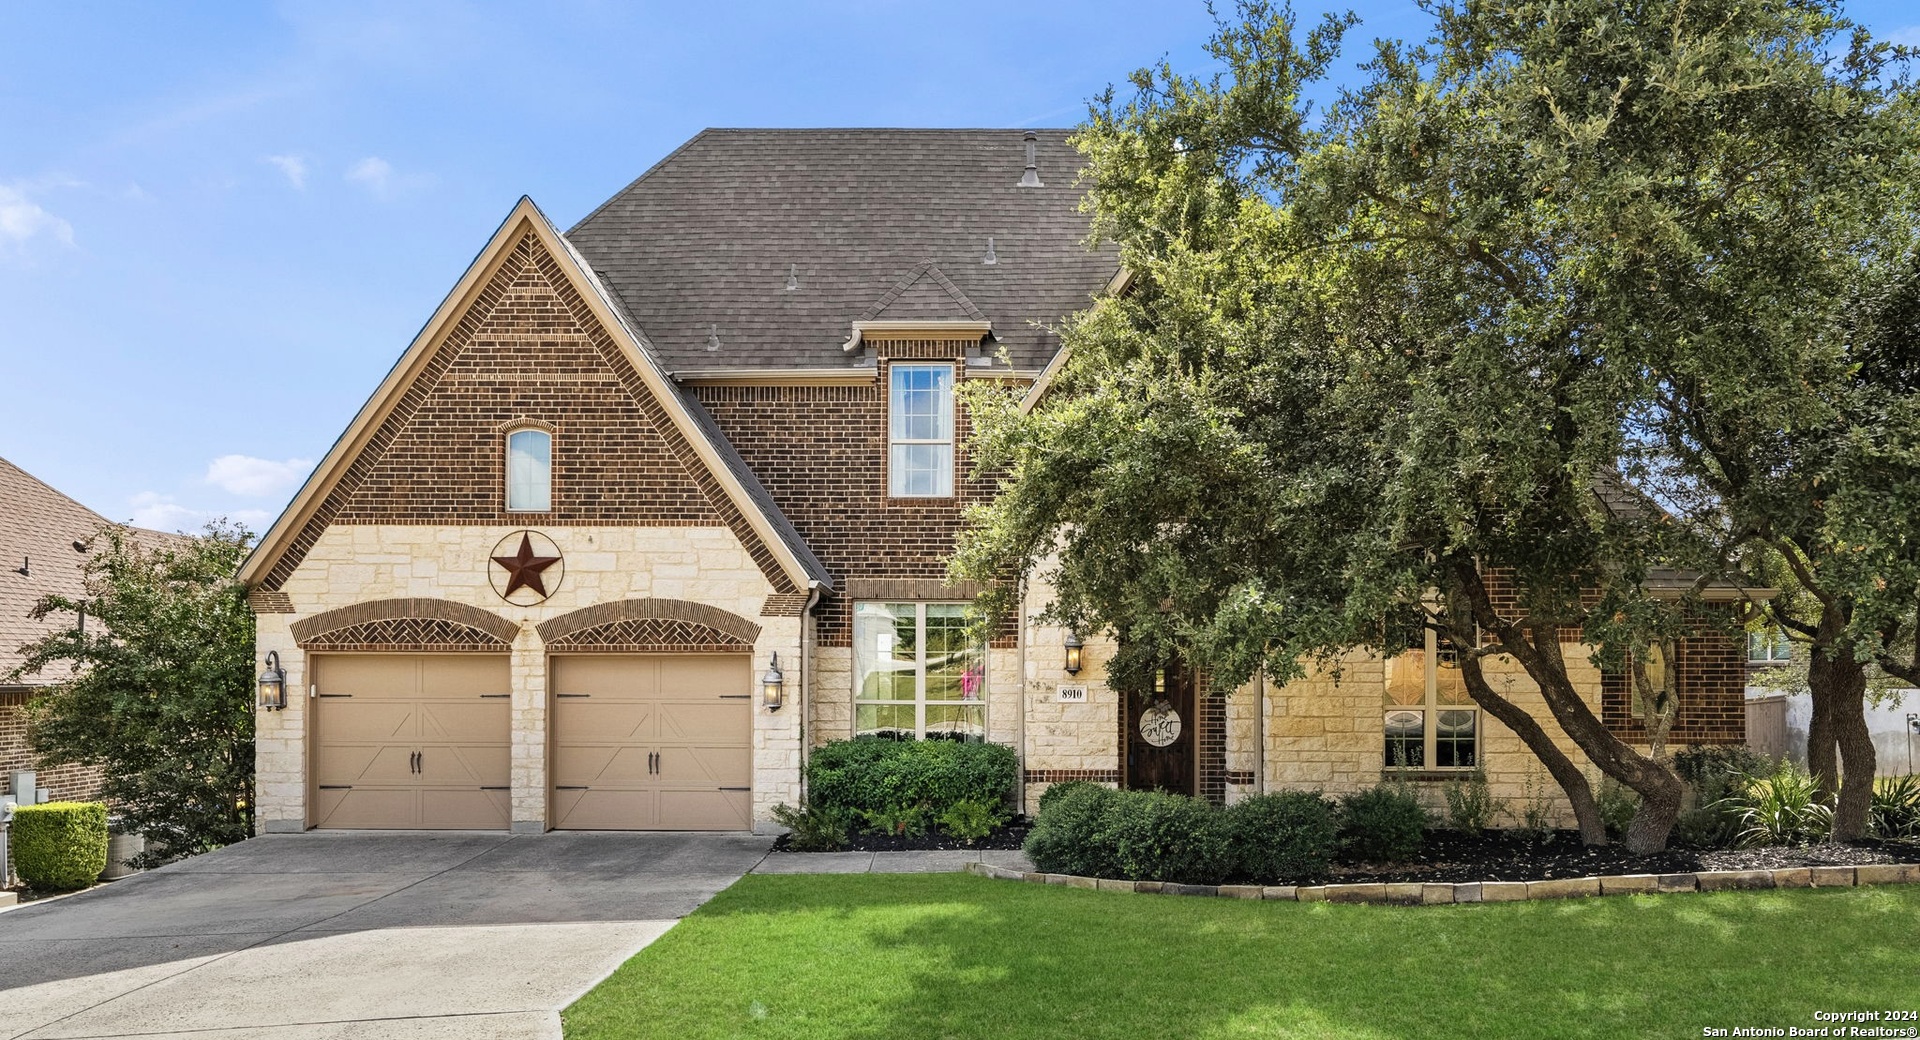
505;426;553;512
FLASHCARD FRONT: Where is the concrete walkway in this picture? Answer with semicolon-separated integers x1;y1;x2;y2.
0;831;769;1040
752;849;1034;874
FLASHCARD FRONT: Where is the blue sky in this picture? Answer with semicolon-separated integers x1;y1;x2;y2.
4;2;1917;534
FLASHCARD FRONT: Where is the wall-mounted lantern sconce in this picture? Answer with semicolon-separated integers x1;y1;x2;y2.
1063;632;1084;676
762;652;785;712
256;651;288;711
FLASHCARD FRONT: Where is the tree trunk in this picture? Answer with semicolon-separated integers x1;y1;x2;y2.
1451;563;1688;853
1444;588;1608;844
1806;673;1838;802
1807;607;1874;840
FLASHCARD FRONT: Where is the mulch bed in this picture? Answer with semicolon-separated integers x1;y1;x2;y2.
770;821;1032;853
771;822;1920;884
1327;830;1920;884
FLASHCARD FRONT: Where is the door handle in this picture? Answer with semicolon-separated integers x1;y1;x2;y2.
649;752;658;774
412;751;422;775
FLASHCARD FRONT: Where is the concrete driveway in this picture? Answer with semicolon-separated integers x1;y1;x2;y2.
0;831;770;1040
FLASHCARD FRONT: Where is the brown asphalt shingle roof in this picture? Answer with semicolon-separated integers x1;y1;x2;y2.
565;128;1120;373
0;457;183;688
0;458;113;687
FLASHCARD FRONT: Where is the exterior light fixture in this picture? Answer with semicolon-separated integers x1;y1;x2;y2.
761;652;785;712
256;651;288;711
1063;631;1084;676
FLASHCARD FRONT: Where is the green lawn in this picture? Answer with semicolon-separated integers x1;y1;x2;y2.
564;874;1920;1040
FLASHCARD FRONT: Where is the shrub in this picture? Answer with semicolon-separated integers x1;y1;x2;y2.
1441;768;1507;832
806;738;1016;831
935;798;1008;845
1720;760;1833;847
13;801;109;890
1097;790;1234;884
1516;767;1558;841
768;802;853;851
1596;777;1641;840
1674;745;1770;808
1036;779;1097;815
1869;774;1920;840
1338;784;1427;862
1023;781;1121;877
1227;791;1339;883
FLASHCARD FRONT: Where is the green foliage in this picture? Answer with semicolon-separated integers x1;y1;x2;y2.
934;799;1009;846
806;738;1016;832
1098;790;1234;885
769;802;853;852
1516;767;1558;841
1337;785;1427;863
1441;768;1507;833
1720;760;1834;847
1596;778;1642;841
12;801;109;890
9;524;254;866
1672;745;1771;847
952;0;1920;855
1022;781;1121;878
1036;779;1097;816
1226;791;1339;884
1869;775;1920;840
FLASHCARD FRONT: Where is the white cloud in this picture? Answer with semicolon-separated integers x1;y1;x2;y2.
264;154;308;190
346;156;393;194
205;454;314;497
127;492;270;534
0;184;75;252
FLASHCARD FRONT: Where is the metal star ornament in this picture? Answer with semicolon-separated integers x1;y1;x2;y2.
491;532;561;601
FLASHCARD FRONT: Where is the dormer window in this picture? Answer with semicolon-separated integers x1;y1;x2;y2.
506;427;552;512
889;364;954;497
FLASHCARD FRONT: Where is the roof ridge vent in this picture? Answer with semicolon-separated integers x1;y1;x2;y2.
785;264;800;291
983;237;998;265
1018;131;1043;188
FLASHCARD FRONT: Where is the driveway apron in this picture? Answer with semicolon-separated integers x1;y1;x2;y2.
0;831;770;1040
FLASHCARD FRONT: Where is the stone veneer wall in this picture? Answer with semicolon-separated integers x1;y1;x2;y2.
254;523;798;834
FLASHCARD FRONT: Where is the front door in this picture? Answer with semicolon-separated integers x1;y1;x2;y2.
1125;655;1195;796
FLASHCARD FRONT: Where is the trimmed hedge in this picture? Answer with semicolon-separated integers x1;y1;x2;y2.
13;801;109;891
1227;792;1339;884
1339;784;1428;862
1027;785;1340;885
805;737;1017;827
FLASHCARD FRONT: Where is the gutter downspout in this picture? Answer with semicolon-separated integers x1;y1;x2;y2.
798;581;824;807
1015;575;1028;817
1255;666;1267;796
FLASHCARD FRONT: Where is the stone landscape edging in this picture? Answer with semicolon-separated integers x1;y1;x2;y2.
962;861;1920;904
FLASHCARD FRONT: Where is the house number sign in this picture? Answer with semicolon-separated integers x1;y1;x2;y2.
1139;703;1182;747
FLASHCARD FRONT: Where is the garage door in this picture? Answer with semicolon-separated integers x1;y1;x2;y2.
311;654;512;830
550;654;752;831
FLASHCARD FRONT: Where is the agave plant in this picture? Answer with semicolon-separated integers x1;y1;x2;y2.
1716;761;1834;847
1869;775;1920;840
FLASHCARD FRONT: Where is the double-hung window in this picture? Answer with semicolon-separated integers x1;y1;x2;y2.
1383;626;1476;769
505;428;552;512
888;364;954;497
854;602;985;740
1747;629;1792;665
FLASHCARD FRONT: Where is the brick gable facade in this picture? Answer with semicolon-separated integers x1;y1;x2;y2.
693;343;1007;646
259;231;798;595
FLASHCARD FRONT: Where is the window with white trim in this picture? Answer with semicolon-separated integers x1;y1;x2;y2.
505;428;552;512
888;364;954;497
1383;626;1477;769
1747;628;1792;665
854;602;985;740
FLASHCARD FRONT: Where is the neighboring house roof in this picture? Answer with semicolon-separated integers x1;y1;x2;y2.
238;197;832;593
566;128;1121;374
0;458;182;688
